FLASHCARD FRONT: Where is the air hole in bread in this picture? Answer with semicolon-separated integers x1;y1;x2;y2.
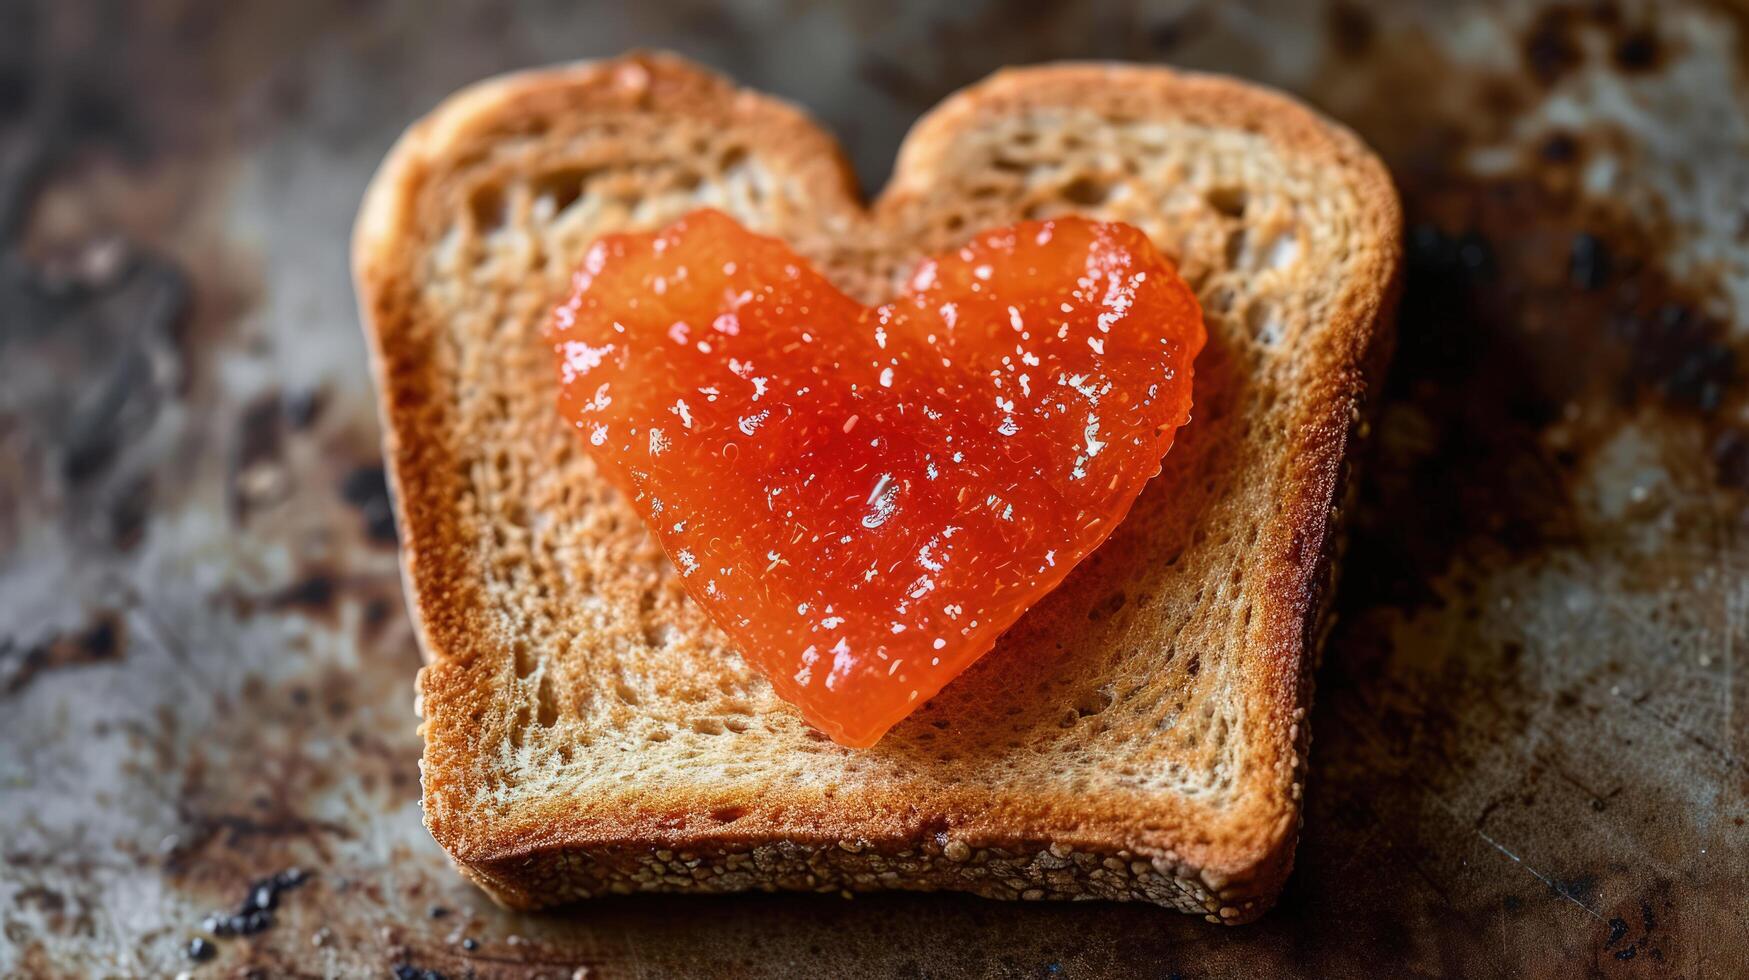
1246;299;1282;346
1205;185;1248;218
536;673;559;727
529;166;596;217
1224;227;1249;269
692;717;726;735
1061;176;1112;207
614;680;640;705
718;145;749;176
642;621;674;649
723;716;750;734
615;192;646;219
1087;590;1127;622
469;183;507;232
1074;686;1115;718
710;806;747;824
512;639;535;678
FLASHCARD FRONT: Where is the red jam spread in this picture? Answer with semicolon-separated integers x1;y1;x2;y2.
551;209;1204;746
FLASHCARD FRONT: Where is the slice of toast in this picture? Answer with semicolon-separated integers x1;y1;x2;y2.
353;52;1400;922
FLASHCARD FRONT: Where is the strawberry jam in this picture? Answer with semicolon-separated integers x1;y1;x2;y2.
551;209;1204;747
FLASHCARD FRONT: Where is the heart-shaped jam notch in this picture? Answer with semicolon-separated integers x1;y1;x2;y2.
551;209;1204;746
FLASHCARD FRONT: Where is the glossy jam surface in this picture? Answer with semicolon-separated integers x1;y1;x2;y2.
551;209;1204;747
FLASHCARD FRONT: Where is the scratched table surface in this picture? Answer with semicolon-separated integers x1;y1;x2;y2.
2;1;1746;977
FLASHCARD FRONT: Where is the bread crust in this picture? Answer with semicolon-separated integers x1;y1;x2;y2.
354;52;1401;921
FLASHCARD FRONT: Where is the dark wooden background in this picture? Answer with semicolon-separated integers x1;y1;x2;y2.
2;1;1746;977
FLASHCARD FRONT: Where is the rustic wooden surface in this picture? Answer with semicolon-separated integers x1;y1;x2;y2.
2;1;1746;977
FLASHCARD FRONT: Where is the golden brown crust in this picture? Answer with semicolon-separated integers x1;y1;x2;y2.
353;51;1401;922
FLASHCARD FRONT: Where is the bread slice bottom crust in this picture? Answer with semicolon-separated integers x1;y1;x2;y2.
353;52;1401;922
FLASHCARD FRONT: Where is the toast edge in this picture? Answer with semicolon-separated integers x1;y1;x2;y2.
352;52;1404;922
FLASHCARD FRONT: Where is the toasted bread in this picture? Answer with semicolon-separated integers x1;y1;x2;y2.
352;52;1400;922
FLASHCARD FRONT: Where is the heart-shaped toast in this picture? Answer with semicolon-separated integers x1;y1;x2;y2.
552;210;1204;746
355;53;1399;916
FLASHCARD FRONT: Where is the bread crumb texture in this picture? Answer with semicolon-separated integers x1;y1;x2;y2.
353;52;1400;920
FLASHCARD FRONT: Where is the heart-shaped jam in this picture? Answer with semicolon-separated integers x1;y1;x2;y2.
551;209;1204;746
